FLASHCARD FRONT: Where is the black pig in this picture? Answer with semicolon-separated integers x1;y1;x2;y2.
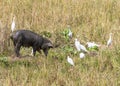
10;30;53;57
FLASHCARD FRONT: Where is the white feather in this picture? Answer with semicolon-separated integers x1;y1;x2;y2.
68;28;72;38
31;49;34;56
75;38;88;52
79;52;85;58
75;38;81;51
107;33;112;47
67;56;74;66
87;42;100;48
11;17;15;32
80;44;88;52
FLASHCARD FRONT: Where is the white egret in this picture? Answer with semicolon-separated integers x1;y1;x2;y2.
87;42;100;48
80;43;88;52
68;27;72;38
75;38;88;52
11;16;15;32
67;56;74;66
75;38;81;51
107;33;112;47
79;52;85;58
30;49;34;56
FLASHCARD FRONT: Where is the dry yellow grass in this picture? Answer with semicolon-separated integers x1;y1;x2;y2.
0;0;120;86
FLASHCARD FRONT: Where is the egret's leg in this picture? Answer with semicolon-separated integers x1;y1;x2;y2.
30;49;34;56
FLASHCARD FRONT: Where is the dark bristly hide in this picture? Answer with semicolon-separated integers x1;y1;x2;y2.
10;30;53;57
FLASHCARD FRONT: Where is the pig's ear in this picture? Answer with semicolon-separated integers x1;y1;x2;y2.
42;43;53;49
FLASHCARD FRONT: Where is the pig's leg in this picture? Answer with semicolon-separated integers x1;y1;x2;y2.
33;47;37;56
15;43;21;57
13;41;16;50
38;50;42;54
43;48;49;57
13;41;16;46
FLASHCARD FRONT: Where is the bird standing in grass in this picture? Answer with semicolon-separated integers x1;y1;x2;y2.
31;49;34;56
75;38;81;51
75;38;88;52
67;56;74;66
107;33;112;47
68;26;72;38
79;52;85;58
87;42;100;48
11;16;16;32
80;43;88;52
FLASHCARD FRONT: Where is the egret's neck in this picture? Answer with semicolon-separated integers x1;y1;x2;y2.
109;34;112;39
69;28;71;31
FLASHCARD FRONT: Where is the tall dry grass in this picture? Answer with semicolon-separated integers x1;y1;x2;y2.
0;0;120;85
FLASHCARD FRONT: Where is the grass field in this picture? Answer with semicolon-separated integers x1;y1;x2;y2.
0;0;120;85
